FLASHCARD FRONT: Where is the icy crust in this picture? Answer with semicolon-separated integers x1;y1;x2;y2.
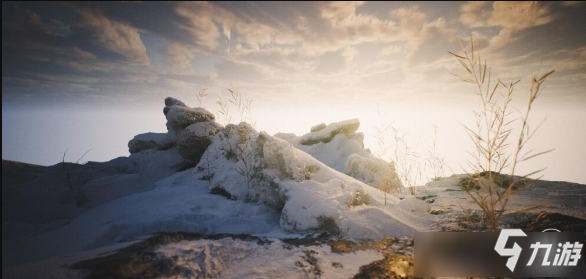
195;122;422;238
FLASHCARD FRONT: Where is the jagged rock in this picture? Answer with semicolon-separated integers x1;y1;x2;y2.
128;133;169;154
298;119;359;146
163;97;187;116
310;123;326;133
165;97;186;107
166;106;215;130
176;121;221;165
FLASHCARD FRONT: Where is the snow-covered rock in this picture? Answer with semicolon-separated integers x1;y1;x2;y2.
164;96;187;108
176;121;222;165
194;121;419;237
345;154;402;191
127;97;224;168
276;119;403;190
310;123;326;133
128;132;169;154
166;104;215;130
297;119;360;146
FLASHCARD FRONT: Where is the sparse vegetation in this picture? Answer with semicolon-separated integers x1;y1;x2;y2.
450;38;554;231
347;189;371;207
425;125;446;181
61;148;92;207
234;124;262;189
373;108;446;196
196;86;208;107
315;215;341;235
215;84;255;126
300;165;319;181
376;176;399;206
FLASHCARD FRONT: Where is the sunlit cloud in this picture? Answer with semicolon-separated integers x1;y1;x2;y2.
2;1;584;106
460;1;554;30
76;9;150;65
165;42;196;69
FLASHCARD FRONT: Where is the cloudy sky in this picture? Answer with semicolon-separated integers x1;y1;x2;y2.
3;1;586;184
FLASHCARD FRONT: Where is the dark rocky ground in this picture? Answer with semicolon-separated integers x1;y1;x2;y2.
70;210;584;279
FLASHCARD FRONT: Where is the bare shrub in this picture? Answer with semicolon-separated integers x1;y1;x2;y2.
450;38;553;231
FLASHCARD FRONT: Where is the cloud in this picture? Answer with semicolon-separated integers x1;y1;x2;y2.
314;47;356;74
458;2;557;59
165;42;196;69
27;11;72;37
460;1;555;31
389;5;427;32
405;18;457;66
215;60;269;82
320;1;365;23
77;9;150;65
380;45;404;56
303;1;401;52
175;2;222;50
175;2;301;53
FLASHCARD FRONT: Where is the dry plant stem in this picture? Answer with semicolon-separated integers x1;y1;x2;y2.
426;125;446;180
216;95;231;125
62;148;92;207
196;86;208;107
62;149;73;192
450;38;553;231
373;107;446;195
234;128;259;189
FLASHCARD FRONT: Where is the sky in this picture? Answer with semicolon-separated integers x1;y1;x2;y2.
2;1;586;184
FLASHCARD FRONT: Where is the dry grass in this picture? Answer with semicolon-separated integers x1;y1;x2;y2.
450;38;554;231
373;108;446;196
61;148;92;207
196;86;208;107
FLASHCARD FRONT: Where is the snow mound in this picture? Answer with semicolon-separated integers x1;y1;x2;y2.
2;97;431;269
195;120;421;237
276;119;403;190
345;154;402;190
